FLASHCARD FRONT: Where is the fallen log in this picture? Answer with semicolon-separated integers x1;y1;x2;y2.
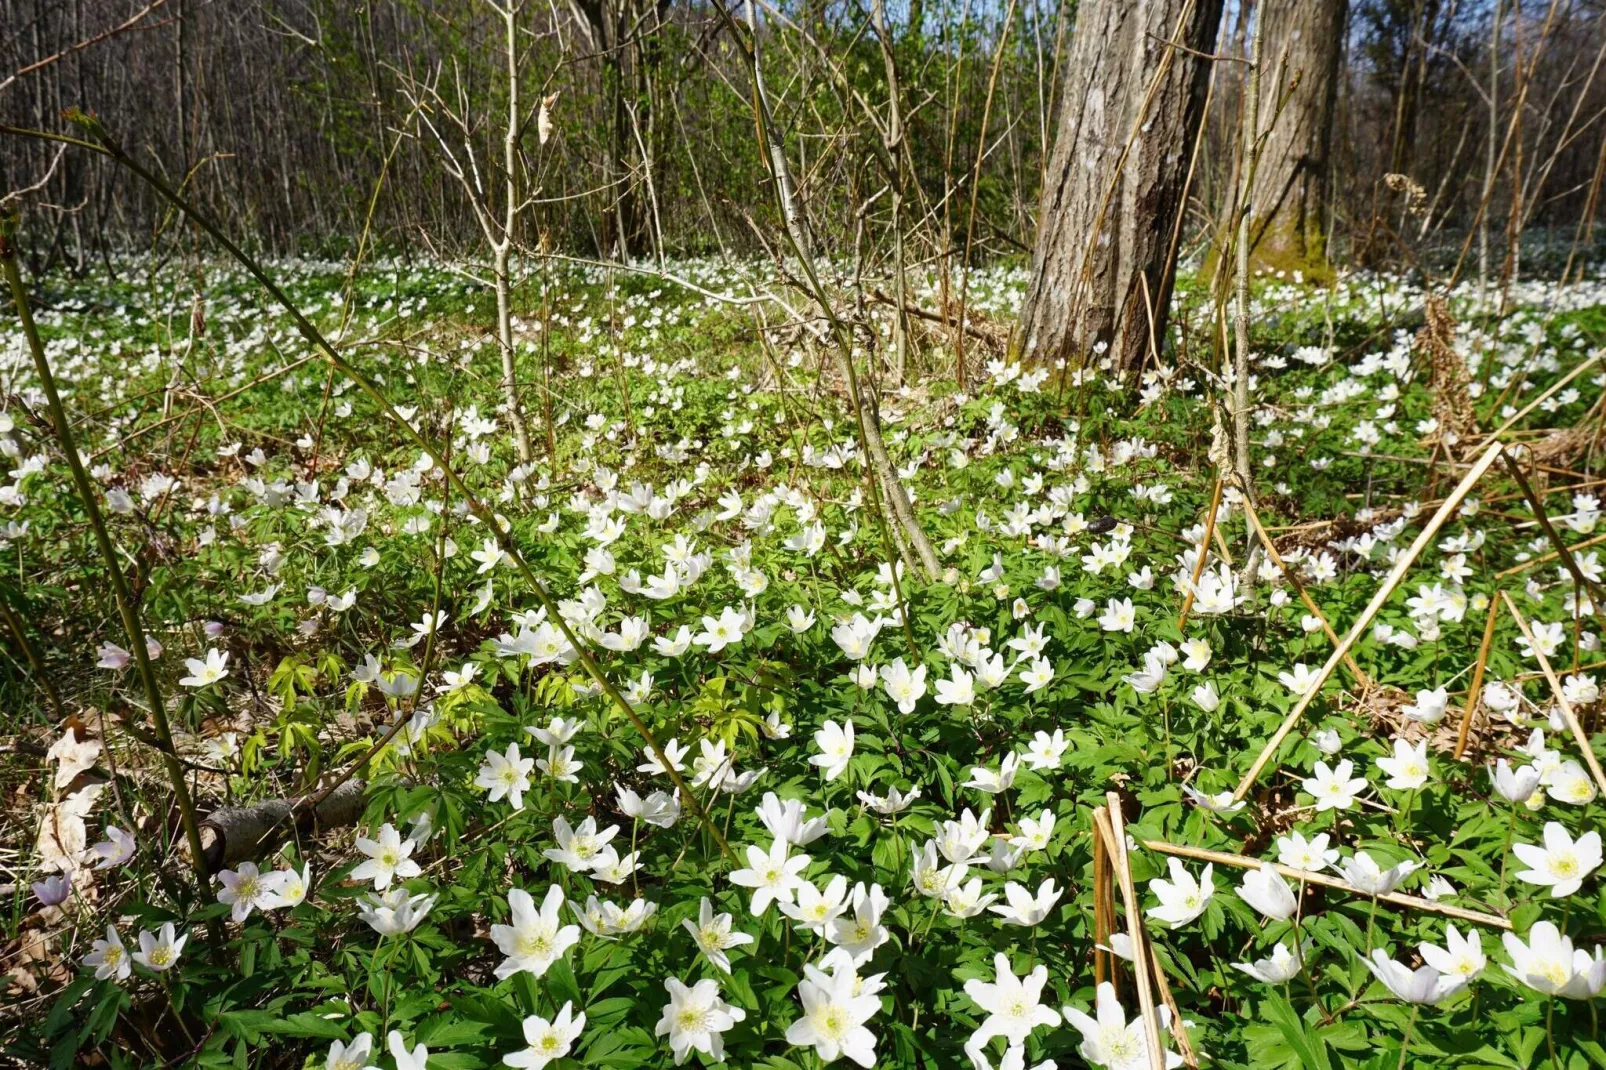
195;778;367;873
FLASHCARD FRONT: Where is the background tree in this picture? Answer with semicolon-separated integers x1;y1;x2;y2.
1247;0;1349;274
4;0;1606;349
1016;0;1226;372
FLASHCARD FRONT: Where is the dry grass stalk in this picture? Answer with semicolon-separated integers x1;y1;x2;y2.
1527;421;1600;472
1212;521;1235;567
1501;451;1606;609
1091;814;1118;996
1473;351;1602;453
1142;840;1512;929
1496;529;1606;579
1515;655;1606;682
1500;592;1606;797
1232;441;1506;802
1240;489;1371;691
1176;476;1225;630
1089;816;1199;1070
1145;940;1198;1068
1454;593;1503;760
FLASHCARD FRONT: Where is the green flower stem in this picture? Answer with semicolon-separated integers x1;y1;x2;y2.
1396;1004;1419;1070
916;896;943;944
1545;996;1559;1070
1396;788;1418;842
1496;803;1519;909
159;974;198;1047
889;813;903;883
630;819;640;899
1293;880;1322;1012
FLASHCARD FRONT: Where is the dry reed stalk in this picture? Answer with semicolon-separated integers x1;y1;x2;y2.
1500;592;1606;797
1102;794;1167;1070
1096;799;1195;1066
1176;476;1225;630
1454;594;1504;760
1232;441;1506;802
1473;351;1602;453
1240;490;1370;690
1146;938;1198;1068
1143;840;1512;929
1091;815;1117;995
1496;530;1606;579
1419;294;1478;443
1502;452;1606;608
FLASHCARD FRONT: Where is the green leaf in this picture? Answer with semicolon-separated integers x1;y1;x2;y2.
1263;992;1333;1070
452;992;525;1041
216;1009;279;1044
257;1012;350;1040
415;1014;494;1047
546;957;583;1010
584;997;638;1027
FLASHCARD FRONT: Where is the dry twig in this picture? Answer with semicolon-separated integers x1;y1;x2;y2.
1500;592;1606;797
1144;840;1512;929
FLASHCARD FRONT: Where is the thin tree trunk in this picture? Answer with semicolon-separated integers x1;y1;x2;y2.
1388;0;1443;178
499;2;534;463
494;243;533;463
721;0;941;581
1479;0;1501;289
1234;14;1265;528
871;0;910;384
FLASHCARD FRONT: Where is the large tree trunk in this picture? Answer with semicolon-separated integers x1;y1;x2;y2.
1018;0;1224;371
1247;0;1348;273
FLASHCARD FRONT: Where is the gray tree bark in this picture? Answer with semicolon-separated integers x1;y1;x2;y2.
498;0;535;463
1247;0;1349;274
196;779;367;872
1018;0;1225;371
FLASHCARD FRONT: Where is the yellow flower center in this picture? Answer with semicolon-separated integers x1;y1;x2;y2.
816;1009;847;1039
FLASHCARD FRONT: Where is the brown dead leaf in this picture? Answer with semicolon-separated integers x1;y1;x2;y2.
47;726;102;791
538;92;559;145
4;922;72;997
35;781;106;876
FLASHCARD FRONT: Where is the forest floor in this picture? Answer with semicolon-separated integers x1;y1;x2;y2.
6;251;1606;1070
